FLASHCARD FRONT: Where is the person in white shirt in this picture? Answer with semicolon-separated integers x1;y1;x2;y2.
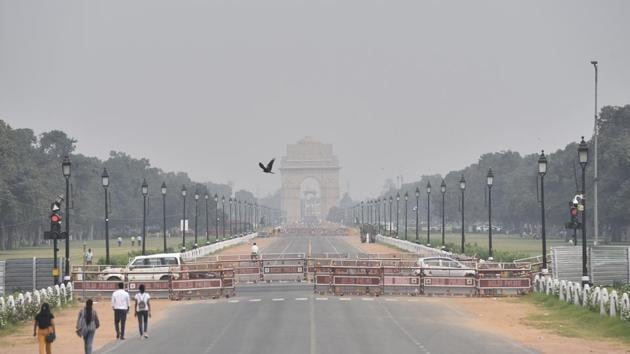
85;248;94;265
111;282;130;340
250;242;259;260
134;284;151;339
117;237;122;247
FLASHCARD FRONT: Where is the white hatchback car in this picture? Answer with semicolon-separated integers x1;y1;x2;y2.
416;256;476;277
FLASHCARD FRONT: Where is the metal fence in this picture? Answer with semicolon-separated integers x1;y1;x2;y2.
3;258;59;294
0;260;5;296
552;246;630;285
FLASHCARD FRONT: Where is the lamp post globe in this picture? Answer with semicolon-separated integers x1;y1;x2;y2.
62;155;71;177
141;179;148;196
101;168;109;188
578;136;589;167
161;182;167;195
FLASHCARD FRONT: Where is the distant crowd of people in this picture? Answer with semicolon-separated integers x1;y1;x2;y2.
33;282;153;354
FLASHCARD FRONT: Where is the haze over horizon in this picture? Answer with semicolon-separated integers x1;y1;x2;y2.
2;0;629;200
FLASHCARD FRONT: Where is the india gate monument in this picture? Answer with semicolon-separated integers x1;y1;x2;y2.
280;137;340;224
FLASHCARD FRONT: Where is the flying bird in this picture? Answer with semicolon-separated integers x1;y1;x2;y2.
259;158;275;174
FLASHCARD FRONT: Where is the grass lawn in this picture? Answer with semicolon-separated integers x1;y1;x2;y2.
522;292;630;344
397;232;566;257
0;234;218;262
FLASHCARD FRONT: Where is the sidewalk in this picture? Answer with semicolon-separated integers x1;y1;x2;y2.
0;299;174;354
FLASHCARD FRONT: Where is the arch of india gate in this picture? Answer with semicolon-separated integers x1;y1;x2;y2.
279;137;340;224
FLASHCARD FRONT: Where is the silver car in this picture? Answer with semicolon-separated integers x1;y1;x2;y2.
416;256;476;277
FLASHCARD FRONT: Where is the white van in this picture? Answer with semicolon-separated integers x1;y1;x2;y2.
98;253;183;282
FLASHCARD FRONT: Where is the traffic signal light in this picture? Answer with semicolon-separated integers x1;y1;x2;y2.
44;196;66;240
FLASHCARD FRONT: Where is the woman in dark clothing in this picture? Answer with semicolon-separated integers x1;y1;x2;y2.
76;299;100;354
33;302;55;354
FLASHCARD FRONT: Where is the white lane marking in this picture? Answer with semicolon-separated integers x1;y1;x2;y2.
249;298;261;302
407;299;419;302
272;298;285;301
325;237;340;254
361;298;374;301
339;298;352;301
295;297;308;301
315;297;328;301
385;298;399;302
228;299;239;303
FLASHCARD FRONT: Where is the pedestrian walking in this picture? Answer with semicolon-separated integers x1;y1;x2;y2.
111;282;130;340
137;236;142;247
250;242;259;260
33;302;55;354
131;236;136;247
134;284;151;339
117;237;122;247
76;299;100;354
85;248;94;265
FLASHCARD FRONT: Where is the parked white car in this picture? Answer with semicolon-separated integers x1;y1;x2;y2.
98;253;183;282
416;256;476;277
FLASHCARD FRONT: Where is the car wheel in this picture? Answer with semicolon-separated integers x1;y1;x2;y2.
107;276;122;282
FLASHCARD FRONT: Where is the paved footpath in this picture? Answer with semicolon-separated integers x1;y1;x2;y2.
97;234;537;354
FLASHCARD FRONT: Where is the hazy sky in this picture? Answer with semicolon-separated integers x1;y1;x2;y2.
1;0;629;200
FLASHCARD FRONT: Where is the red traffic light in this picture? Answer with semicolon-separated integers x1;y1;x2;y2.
51;214;61;223
570;207;578;217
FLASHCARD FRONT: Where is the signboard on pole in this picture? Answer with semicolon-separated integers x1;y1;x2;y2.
180;219;189;231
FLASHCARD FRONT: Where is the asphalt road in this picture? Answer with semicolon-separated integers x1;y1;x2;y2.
97;234;536;354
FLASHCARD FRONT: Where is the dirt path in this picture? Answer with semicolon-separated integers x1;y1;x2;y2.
442;297;630;354
0;299;175;354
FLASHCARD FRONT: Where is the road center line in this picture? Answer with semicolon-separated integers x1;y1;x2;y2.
315;297;328;301
272;298;285;301
339;298;352;301
249;298;261;302
295;297;308;301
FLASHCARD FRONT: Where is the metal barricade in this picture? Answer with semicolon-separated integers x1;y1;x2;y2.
476;262;532;296
382;262;422;295
261;253;307;282
169;266;235;300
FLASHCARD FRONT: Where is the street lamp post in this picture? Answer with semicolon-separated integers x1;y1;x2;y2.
591;60;599;246
460;175;466;254
101;168;110;264
141;179;148;255
396;193;400;239
376;198;381;234
578;137;589;285
161;182;167;252
486;169;494;260
62;156;71;282
213;194;219;241
427;182;431;246
181;185;187;251
229;198;233;236
360;201;364;225
388;196;393;237
404;193;408;240
222;196;226;239
205;193;209;244
441;180;446;246
538;151;548;273
415;187;420;242
194;190;199;247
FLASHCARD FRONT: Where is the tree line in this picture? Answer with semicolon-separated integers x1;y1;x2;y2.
330;105;630;242
0;121;258;249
